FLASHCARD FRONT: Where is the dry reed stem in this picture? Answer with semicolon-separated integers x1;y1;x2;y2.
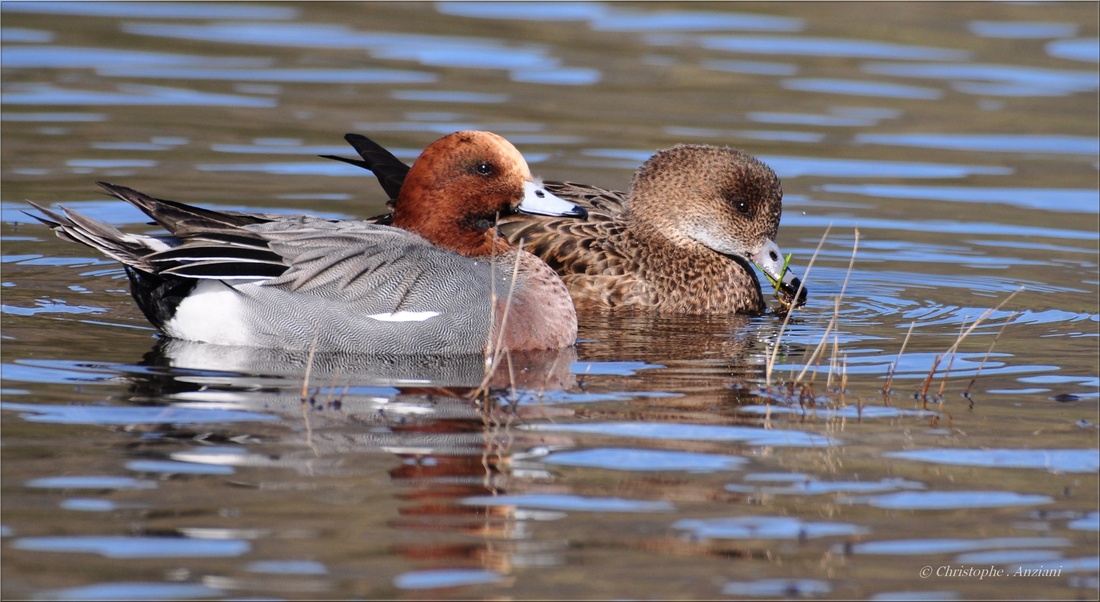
883;321;915;401
794;227;858;386
472;227;524;402
939;287;1023;359
301;331;319;402
840;353;848;404
918;354;941;407
917;287;1024;402
299;332;320;456
936;319;968;398
766;224;832;386
827;330;840;391
964;311;1017;398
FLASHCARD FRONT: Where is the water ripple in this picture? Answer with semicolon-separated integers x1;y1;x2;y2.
13;535;250;558
675;516;868;539
2;402;278;425
840;536;1068;556
698;35;969;60
1047;37;1100;62
855;133;1100;155
437;2;804;33
864;61;1099;95
1;1;296;19
3;83;274;107
782;78;943;99
543;448;747;472
39;582;223;601
849;490;1052;510
886;448;1099;473
820;184;1099;214
522;421;836;447
394;568;504;590
968;21;1079;39
462;493;674;513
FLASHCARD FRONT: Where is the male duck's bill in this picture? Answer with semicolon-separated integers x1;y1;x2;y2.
520;181;588;219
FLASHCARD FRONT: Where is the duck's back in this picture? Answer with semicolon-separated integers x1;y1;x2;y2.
196;219;508;354
497;182;656;310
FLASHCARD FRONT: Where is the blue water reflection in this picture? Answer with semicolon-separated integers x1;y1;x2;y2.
394;568;504;590
842;537;1069;556
438;2;804;33
722;578;832;597
697;35;969;60
855;133;1099;155
544;447;747;472
782;78;942;99
1047;37;1100;62
968;21;1079;39
862;62;1098;96
675;516;868;539
850;491;1052;510
0;27;53;42
2;402;278;425
13;535;249;558
463;493;674;513
1;1;296;19
886;449;1100;473
3;83;274;107
39;582;223;601
3;46;269;69
119;22;596;85
523;421;836;447
820;184;1099;214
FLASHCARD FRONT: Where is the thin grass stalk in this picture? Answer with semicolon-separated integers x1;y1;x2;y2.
300;331;319;401
766;224;832;386
939;287;1023;359
936;318;968;399
964;311;1017;398
884;321;915;402
473;233;524;400
794;227;858;385
840;353;848;405
918;354;942;409
827;329;840;391
300;332;320;456
916;287;1023;403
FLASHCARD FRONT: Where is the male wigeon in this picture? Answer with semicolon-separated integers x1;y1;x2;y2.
31;131;586;354
324;133;807;315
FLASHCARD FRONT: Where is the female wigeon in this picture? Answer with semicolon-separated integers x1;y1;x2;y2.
325;133;807;315
31;131;586;354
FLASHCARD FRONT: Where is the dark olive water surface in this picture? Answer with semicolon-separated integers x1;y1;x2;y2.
2;2;1097;599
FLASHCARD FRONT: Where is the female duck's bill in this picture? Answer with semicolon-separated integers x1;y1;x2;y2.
29;131;586;355
753;239;807;310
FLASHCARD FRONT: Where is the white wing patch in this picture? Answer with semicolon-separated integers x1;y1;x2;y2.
366;311;441;322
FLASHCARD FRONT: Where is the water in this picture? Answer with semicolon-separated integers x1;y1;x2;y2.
2;2;1097;599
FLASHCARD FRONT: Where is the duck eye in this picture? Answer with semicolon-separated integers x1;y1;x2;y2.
735;199;750;215
475;162;494;177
